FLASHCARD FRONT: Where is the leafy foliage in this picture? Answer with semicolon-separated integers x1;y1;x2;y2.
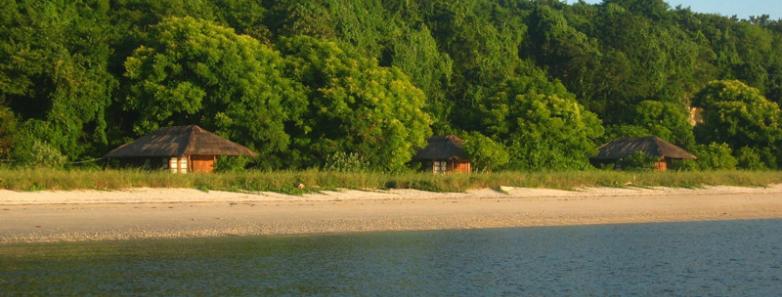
11;127;68;168
691;143;738;170
481;74;603;170
694;80;782;147
631;100;696;148
280;36;431;171
615;151;659;171
461;132;509;172
1;0;782;170
736;146;768;170
214;156;250;173
0;0;117;159
323;152;369;173
123;16;307;162
693;80;782;168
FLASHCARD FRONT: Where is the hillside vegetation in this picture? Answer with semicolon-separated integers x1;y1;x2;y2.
1;0;781;171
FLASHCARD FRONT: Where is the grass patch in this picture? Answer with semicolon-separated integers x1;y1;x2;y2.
0;169;780;193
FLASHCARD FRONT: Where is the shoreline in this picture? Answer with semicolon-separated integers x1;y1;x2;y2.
2;185;782;244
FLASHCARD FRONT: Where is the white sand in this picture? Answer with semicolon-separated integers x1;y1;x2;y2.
1;185;781;243
2;185;781;205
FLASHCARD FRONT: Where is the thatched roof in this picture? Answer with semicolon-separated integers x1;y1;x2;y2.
414;135;469;161
594;136;696;160
105;125;256;158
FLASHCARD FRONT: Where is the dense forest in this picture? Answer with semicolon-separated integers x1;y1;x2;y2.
1;0;781;171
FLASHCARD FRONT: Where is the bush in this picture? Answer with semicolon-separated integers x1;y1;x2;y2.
615;151;658;171
462;132;509;172
692;143;737;170
736;147;767;170
602;124;651;143
323;152;369;172
11;140;67;168
214;156;250;172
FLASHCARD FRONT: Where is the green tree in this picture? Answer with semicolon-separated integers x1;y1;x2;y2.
735;146;767;170
632;100;695;148
522;4;601;109
2;0;782;172
691;142;738;170
123;16;307;160
265;1;336;38
693;80;782;168
461;131;509;172
10;120;67;167
279;36;432;171
602;124;653;143
0;0;117;160
480;73;604;170
384;25;454;133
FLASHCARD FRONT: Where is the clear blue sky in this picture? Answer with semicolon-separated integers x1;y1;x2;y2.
571;0;782;20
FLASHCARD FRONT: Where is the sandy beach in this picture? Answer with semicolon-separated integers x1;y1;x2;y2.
1;185;782;243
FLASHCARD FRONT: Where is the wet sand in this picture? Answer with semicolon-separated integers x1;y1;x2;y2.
1;186;781;243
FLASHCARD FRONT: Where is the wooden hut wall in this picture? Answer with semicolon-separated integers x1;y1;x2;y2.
191;155;216;173
430;160;471;174
654;160;668;172
452;160;471;173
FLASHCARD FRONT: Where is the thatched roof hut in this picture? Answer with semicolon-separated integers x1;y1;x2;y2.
105;125;256;173
594;136;696;160
594;136;696;171
414;135;471;173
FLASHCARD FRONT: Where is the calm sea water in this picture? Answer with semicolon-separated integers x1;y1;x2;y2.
2;220;782;296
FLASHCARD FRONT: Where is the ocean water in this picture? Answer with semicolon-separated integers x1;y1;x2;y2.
2;220;782;296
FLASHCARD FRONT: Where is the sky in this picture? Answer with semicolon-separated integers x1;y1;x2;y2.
572;0;782;20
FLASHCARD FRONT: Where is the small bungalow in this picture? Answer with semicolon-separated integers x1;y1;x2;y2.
104;125;256;173
414;135;471;174
593;136;696;171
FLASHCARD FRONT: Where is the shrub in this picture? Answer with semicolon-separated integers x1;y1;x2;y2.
11;140;67;168
323;152;369;172
692;143;737;170
462;132;509;172
615;151;658;171
214;156;251;172
736;147;767;170
602;124;651;143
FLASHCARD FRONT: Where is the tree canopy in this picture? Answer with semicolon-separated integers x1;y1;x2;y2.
279;36;431;171
123;16;306;160
693;80;782;168
1;0;782;170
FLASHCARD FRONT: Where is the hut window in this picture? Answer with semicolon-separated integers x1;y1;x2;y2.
433;161;447;174
168;157;189;174
169;157;178;173
179;157;188;174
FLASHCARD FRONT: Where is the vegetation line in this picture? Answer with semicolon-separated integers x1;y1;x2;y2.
0;169;780;194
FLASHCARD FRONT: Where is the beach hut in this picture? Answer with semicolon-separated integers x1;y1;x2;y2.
414;135;471;174
105;125;256;173
593;136;696;171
